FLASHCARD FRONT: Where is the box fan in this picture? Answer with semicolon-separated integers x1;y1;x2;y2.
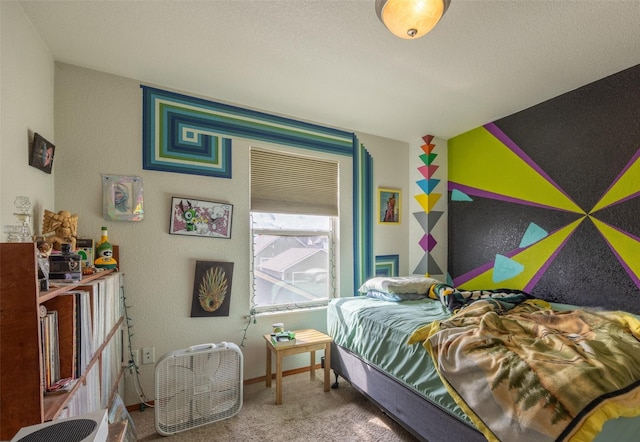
10;409;108;442
154;342;243;436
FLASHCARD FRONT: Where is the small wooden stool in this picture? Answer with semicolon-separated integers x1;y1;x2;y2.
264;328;332;405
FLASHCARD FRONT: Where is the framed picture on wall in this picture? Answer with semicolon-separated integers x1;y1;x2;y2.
29;133;55;174
190;260;234;317
378;187;401;224
169;197;233;239
102;174;144;221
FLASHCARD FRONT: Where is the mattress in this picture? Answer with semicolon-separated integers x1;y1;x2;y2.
327;296;640;441
327;296;473;426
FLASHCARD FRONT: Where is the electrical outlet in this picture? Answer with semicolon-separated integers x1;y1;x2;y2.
142;347;155;365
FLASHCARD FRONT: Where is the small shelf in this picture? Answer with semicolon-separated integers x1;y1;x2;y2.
38;269;116;304
43;316;125;421
0;242;125;440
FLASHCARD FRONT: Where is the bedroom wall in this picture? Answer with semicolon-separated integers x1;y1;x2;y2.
52;63;411;405
0;3;412;403
0;1;55;231
358;132;412;276
447;64;640;314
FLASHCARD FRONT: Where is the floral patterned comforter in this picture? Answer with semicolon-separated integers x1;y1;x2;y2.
408;299;640;442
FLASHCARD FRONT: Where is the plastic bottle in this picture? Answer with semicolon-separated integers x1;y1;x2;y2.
97;227;109;247
94;227;117;269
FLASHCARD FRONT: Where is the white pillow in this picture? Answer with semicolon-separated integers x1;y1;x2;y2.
358;276;442;295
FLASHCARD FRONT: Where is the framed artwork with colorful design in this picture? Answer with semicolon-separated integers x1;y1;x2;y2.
169;196;233;239
102;174;144;221
378;187;401;224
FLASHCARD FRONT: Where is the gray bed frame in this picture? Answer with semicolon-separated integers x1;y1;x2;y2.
330;341;485;442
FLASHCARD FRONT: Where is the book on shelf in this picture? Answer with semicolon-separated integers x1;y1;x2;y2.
45;377;77;395
40;309;60;391
78;290;93;374
65;290;93;377
271;331;296;346
37;273;121;412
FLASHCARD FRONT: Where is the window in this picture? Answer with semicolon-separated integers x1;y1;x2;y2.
251;213;335;311
250;148;338;313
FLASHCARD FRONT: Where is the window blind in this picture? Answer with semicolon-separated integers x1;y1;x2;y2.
251;148;338;216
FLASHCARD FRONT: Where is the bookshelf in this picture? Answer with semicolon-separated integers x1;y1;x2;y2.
0;242;125;440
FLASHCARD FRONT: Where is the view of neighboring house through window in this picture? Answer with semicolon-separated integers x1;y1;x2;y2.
250;147;339;313
251;213;334;311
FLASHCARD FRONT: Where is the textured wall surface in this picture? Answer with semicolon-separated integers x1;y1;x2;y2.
53;64;410;404
448;64;640;314
1;2;55;230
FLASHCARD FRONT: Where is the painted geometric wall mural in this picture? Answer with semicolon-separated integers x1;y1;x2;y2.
375;254;399;277
413;135;445;277
451;189;473;201
519;222;548;248
448;64;640;314
492;254;525;283
450;125;640;300
141;85;374;292
142;87;233;178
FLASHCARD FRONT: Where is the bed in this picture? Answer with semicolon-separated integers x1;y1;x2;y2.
327;277;640;442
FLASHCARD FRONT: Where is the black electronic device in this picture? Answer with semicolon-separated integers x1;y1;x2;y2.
48;243;82;282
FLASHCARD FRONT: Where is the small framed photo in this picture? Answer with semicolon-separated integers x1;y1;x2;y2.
170;197;233;239
378;187;401;224
29;133;55;174
102;174;144;221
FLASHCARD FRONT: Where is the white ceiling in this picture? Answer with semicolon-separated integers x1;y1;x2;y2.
19;0;640;142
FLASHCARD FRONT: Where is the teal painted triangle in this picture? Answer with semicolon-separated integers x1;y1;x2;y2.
492;254;524;283
451;189;473;201
519;222;548;248
417;179;441;195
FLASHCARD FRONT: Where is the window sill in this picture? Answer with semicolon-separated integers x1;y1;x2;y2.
252;304;328;317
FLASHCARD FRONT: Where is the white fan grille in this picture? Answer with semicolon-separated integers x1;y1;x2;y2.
155;343;243;436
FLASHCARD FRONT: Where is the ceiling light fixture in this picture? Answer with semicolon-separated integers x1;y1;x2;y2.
375;0;450;39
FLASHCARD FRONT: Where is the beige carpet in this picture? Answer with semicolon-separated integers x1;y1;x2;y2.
130;369;418;441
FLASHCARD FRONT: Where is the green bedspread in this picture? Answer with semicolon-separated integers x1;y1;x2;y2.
327;297;475;425
409;299;640;442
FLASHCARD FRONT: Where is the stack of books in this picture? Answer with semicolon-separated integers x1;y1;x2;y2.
271;331;296;347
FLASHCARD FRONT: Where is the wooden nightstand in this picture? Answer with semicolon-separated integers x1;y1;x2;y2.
263;328;333;405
